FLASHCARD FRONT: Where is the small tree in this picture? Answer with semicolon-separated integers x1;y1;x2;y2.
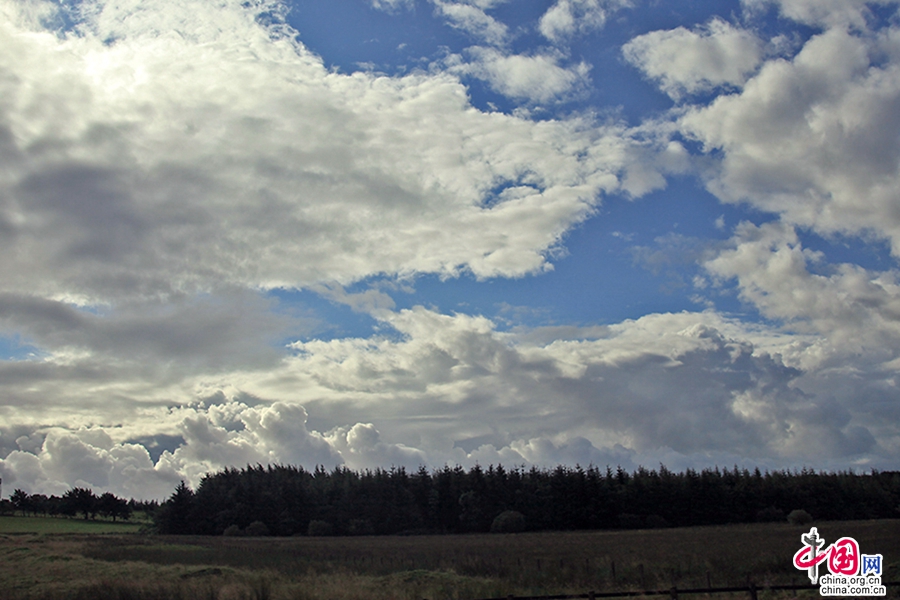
29;494;48;516
245;521;270;537
155;480;195;534
490;510;526;533
10;489;31;516
98;492;132;522
62;488;97;520
787;509;813;525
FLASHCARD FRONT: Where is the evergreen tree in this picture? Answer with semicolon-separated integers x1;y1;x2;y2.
156;481;196;534
62;488;97;520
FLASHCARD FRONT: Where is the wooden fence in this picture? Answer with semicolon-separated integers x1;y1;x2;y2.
474;580;900;600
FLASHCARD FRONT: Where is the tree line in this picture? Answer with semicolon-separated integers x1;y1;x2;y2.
153;464;900;536
1;487;157;521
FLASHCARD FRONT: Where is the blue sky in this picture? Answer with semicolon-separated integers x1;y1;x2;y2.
1;0;900;499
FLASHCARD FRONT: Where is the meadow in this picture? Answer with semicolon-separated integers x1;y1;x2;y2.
0;516;144;535
0;518;897;600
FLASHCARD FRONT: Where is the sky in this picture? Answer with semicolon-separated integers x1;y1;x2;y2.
1;0;900;500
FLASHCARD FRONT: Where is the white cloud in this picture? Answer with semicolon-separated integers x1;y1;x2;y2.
705;220;900;363
0;428;183;499
539;0;631;43
2;0;900;503
280;307;892;466
741;0;896;29
701;220;900;457
623;19;764;100
325;423;428;470
369;0;415;11
449;47;592;102
678;24;900;254
432;1;509;46
0;0;635;305
2;302;896;498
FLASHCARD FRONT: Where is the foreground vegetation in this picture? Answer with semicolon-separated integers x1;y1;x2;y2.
1;519;897;599
155;463;900;536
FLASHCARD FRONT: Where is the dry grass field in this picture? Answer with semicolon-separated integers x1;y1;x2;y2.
0;518;897;599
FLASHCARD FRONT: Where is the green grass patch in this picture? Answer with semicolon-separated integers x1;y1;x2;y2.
0;515;143;534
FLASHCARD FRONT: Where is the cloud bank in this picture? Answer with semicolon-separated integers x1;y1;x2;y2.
1;0;899;500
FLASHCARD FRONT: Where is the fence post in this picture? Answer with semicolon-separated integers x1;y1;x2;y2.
748;582;757;600
670;586;678;600
610;560;616;582
639;564;645;590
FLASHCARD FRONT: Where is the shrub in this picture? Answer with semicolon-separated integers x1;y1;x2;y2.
245;520;270;537
307;519;333;537
787;509;813;525
222;524;244;536
490;510;526;533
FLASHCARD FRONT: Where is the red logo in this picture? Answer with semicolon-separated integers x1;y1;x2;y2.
793;528;860;582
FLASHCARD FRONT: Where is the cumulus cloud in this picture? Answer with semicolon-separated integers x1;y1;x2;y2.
0;428;183;499
539;0;631;43
325;423;428;470
623;19;764;100
2;0;899;502
742;0;894;29
369;0;415;11
0;0;635;305
679;25;900;252
632;3;900;463
432;1;509;46
2;303;896;498
448;47;592;102
706;222;900;343
280;307;891;466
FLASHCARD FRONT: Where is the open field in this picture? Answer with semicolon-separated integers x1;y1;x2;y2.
0;519;897;599
0;516;144;535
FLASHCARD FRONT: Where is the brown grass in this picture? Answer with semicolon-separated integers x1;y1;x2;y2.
0;519;897;599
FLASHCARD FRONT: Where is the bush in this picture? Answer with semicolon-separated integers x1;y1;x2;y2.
222;524;244;536
787;509;813;525
245;520;270;537
490;510;526;533
307;519;333;537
